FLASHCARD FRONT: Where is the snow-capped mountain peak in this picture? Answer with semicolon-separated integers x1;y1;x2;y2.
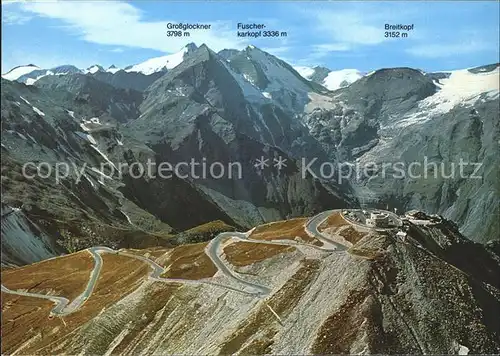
219;45;323;112
323;69;363;90
237;45;312;92
125;43;198;75
294;65;363;90
184;42;198;52
84;65;104;74
294;66;316;79
106;65;120;74
2;64;40;81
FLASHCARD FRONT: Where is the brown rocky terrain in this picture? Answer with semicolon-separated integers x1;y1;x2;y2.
1;210;499;355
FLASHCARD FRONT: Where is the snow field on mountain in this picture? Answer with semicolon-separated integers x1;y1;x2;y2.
2;65;40;81
323;69;363;90
125;47;188;75
395;67;500;128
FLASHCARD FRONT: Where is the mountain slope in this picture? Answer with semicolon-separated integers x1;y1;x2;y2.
2;210;499;354
128;45;351;227
301;64;499;243
223;46;326;112
1;78;176;259
0;45;353;264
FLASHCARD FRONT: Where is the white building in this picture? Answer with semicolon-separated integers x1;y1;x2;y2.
366;212;389;227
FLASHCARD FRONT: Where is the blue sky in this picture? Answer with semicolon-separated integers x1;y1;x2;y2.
2;1;499;73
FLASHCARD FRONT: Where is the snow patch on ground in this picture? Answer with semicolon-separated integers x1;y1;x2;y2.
91;145;117;170
27;134;38;144
32;106;45;116
20;96;31;105
6;130;27;140
166;87;187;97
75;131;97;145
79;117;101;131
243;74;255;85
121;210;134;225
458;344;469;355
25;70;69;85
25;70;52;85
90;167;112;181
221;61;267;104
84;174;97;190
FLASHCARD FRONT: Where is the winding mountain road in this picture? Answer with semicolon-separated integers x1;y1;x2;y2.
1;248;103;316
1;209;354;316
305;210;349;251
1;284;71;315
205;231;272;296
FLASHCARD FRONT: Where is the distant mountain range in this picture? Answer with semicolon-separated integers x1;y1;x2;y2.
3;43;362;90
1;43;499;266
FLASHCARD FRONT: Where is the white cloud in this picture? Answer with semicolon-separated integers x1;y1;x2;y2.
2;0;27;5
2;8;32;24
2;0;32;24
16;1;246;53
312;43;352;53
289;43;353;66
288;7;390;66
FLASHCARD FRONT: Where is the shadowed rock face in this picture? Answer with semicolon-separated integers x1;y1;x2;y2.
0;46;352;264
88;71;165;92
1;214;499;354
307;66;332;84
301;64;499;243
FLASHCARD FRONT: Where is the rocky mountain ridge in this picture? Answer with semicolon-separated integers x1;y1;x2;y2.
1;43;498;266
